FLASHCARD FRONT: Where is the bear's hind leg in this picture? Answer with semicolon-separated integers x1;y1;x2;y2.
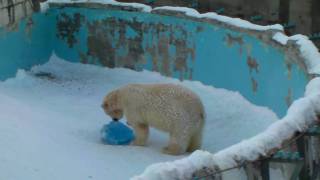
162;133;190;155
132;123;149;146
187;130;203;152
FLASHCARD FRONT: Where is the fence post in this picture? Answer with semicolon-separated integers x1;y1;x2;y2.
297;135;311;180
261;160;270;180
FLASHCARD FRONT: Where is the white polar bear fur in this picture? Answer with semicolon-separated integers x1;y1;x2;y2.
102;83;205;155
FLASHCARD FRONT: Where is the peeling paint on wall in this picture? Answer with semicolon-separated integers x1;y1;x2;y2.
225;33;244;47
247;56;259;73
56;13;85;48
47;6;310;117
251;77;258;93
285;88;292;107
56;12;197;79
285;61;292;79
224;33;244;54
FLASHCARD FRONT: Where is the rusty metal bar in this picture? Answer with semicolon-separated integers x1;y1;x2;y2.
261;160;270;180
297;136;311;180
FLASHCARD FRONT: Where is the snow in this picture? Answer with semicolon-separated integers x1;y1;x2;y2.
153;6;283;31
199;12;283;31
0;54;278;180
272;32;288;45
153;6;201;17
272;33;320;74
42;0;282;32
306;77;320;97
42;0;152;12
134;79;320;180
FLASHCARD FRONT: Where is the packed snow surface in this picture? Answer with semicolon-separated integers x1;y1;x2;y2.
0;55;278;180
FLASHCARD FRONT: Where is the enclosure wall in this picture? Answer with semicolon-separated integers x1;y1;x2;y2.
0;6;310;117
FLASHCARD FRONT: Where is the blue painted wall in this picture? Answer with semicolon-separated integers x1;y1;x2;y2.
0;6;309;117
0;13;54;80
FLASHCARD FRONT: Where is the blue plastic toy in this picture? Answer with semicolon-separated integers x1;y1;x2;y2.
101;121;135;145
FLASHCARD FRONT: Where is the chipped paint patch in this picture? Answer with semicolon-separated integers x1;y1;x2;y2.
251;77;258;93
286;61;292;80
56;13;85;48
225;33;244;46
45;7;310;117
224;33;245;55
285;88;292;107
56;12;196;79
247;56;259;73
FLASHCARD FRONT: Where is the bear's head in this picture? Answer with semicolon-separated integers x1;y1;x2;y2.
102;90;124;121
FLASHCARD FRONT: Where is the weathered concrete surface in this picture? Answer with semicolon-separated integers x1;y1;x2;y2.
46;4;312;117
54;8;197;80
0;0;314;116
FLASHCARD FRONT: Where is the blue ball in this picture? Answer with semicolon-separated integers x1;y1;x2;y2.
101;121;135;145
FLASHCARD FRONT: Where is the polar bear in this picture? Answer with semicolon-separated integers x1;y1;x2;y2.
101;83;205;155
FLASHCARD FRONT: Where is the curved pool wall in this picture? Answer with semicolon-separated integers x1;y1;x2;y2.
0;12;54;81
0;3;312;117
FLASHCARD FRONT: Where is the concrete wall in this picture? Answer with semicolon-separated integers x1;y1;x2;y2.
0;3;53;80
0;4;311;118
48;5;309;117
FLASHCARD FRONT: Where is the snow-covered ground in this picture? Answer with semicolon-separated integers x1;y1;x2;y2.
0;54;278;180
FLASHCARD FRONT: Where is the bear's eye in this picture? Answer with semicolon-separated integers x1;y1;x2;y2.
102;103;109;108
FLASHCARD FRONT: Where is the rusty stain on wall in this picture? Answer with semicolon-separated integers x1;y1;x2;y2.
251;77;258;93
285;61;292;80
56;13;197;80
247;56;259;73
158;35;171;76
285;88;292;107
24;17;33;36
224;33;244;55
0;0;35;32
225;33;244;47
56;13;85;48
245;44;252;55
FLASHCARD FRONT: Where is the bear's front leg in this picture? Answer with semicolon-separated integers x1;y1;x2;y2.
132;123;149;146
